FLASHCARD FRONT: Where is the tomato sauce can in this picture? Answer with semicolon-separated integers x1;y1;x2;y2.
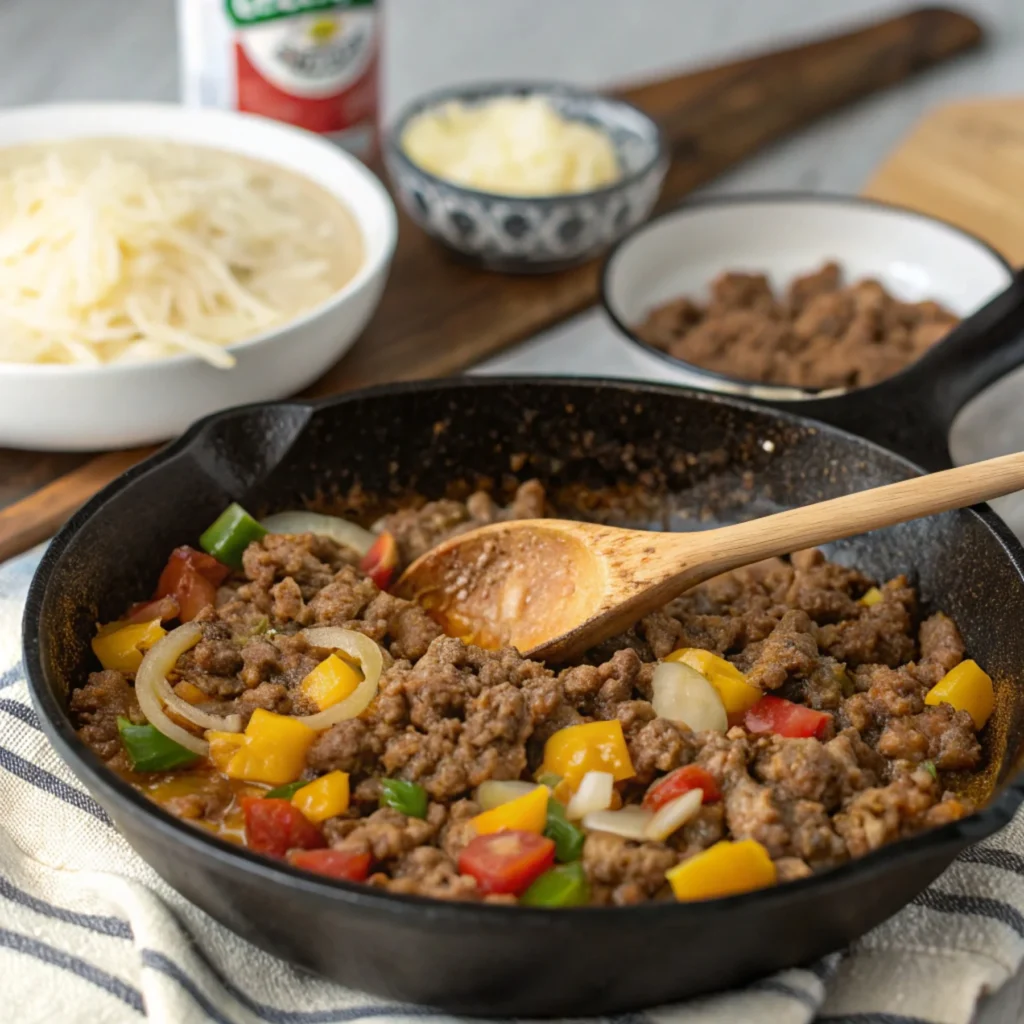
178;0;380;160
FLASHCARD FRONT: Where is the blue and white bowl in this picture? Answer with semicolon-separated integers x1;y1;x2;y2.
384;81;667;274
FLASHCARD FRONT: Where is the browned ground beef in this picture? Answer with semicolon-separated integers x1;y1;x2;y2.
634;262;960;390
73;480;981;904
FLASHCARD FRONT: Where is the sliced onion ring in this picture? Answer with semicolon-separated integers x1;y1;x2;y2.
135;622;209;756
645;788;703;842
582;806;654;841
261;511;376;557
155;675;242;734
291;626;383;730
566;770;613;821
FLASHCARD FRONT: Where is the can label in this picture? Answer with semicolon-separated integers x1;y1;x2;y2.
180;0;378;158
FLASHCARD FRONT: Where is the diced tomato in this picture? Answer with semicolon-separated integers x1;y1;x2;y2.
155;546;230;622
125;594;181;624
359;532;399;592
642;765;721;811
457;830;556;896
744;695;831;740
242;797;326;859
287;848;372;882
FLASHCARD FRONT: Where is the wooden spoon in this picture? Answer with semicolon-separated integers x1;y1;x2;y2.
395;451;1024;663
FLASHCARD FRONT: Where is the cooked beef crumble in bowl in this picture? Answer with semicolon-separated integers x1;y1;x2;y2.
22;376;1024;1015
601;193;1013;401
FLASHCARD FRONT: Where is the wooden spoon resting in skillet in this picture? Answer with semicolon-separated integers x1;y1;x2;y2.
395;451;1024;663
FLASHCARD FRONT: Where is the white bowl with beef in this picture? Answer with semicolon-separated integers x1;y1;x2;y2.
0;103;397;451
600;194;1014;401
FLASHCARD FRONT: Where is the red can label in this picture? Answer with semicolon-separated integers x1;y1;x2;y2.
182;0;379;157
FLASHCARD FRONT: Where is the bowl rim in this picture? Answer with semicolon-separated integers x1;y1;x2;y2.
598;191;1015;398
0;102;398;379
22;375;1024;927
383;78;668;204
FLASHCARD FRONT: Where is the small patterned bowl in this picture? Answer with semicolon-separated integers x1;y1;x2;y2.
383;81;667;274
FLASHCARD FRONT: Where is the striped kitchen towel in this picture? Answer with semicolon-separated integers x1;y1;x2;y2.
2;546;1024;1024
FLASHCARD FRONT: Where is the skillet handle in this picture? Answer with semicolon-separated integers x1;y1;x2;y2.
765;270;1024;472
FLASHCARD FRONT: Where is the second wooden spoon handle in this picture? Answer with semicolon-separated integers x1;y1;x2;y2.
681;451;1024;580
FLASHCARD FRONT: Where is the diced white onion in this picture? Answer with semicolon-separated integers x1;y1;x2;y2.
290;626;383;730
154;676;242;734
582;806;654;841
475;779;539;810
651;661;727;733
565;771;613;821
644;788;704;842
134;622;209;756
261;511;376;557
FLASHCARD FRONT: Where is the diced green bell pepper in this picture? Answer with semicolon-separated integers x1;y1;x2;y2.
536;771;562;789
922;760;939;781
117;717;200;772
520;862;589;907
544;798;585;863
379;778;428;819
265;779;308;800
199;503;267;570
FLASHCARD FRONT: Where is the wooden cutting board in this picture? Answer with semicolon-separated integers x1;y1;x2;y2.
865;97;1024;265
0;7;984;561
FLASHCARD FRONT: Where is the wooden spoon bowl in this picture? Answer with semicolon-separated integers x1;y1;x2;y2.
397;451;1024;662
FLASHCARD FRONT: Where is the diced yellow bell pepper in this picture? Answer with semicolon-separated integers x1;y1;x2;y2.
859;587;883;607
471;783;549;835
91;619;166;674
666;839;777;902
924;659;994;730
223;709;316;785
174;681;208;705
541;720;635;788
666;648;762;714
300;654;361;711
292;770;350;823
206;731;247;771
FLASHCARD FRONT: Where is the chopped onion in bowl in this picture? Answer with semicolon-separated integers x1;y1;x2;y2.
566;770;613;821
291;626;383;730
261;511;376;557
582;806;653;841
651;661;727;733
475;779;539;810
135;621;209;756
645;788;703;842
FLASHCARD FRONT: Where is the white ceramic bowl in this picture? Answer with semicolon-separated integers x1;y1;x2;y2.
0;103;397;451
600;194;1013;400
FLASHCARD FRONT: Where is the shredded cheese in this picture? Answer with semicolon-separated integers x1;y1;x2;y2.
401;96;621;196
0;139;363;367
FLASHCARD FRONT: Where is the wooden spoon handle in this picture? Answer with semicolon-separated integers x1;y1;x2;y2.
680;451;1024;580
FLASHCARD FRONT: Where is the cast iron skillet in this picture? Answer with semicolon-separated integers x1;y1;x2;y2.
21;278;1024;1016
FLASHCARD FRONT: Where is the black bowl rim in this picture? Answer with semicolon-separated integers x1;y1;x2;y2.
598;191;1016;397
22;376;1024;929
383;79;668;205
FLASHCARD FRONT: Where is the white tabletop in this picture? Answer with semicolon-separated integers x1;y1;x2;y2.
4;0;1024;1019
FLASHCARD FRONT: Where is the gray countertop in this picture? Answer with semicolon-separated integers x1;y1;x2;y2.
4;0;1024;1019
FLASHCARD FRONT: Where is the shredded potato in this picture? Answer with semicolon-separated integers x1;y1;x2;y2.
0;139;363;367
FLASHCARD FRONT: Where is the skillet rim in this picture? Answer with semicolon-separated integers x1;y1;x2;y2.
597;190;1016;396
22;375;1024;926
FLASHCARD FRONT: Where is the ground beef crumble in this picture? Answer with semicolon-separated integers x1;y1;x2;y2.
74;480;989;904
634;261;959;390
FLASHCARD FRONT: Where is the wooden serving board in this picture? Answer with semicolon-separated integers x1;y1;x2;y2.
0;7;984;561
865;97;1024;265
